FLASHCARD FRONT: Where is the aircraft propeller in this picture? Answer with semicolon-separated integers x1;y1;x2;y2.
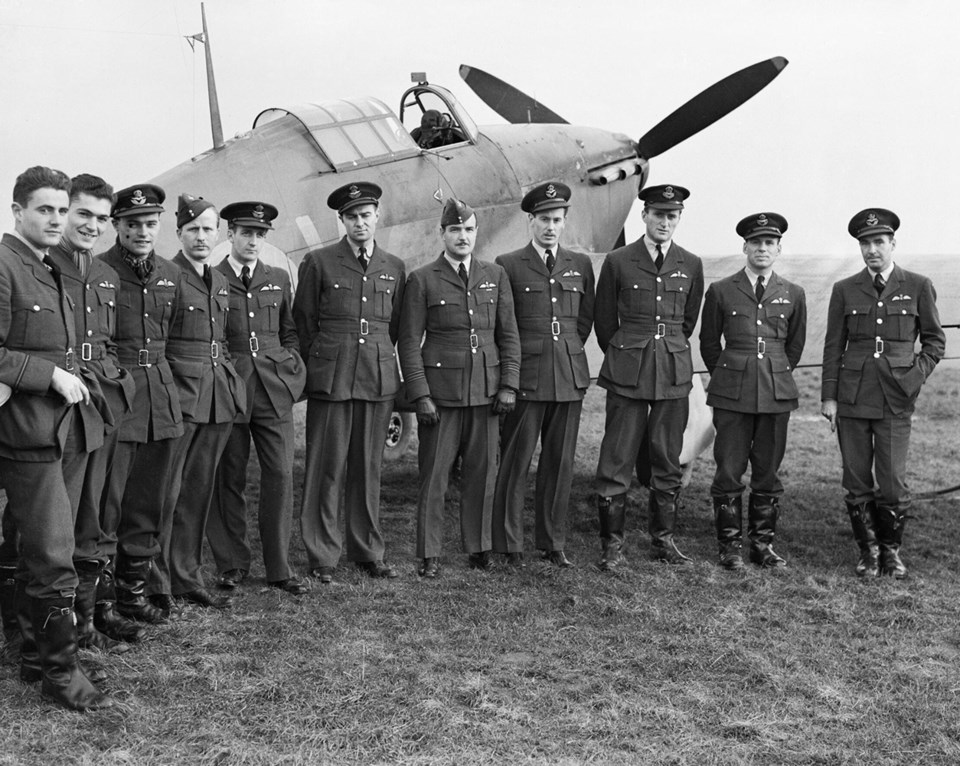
458;64;569;125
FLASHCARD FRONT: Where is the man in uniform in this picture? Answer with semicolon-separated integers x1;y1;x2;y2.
821;208;944;579
0;166;112;710
99;184;184;624
700;212;806;570
155;195;244;609
594;184;704;569
492;182;594;568
293;182;405;584
398;198;521;578
207;201;307;595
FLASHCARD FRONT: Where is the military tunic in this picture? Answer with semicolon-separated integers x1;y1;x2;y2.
492;244;594;553
208;258;305;582
593;237;704;496
293;237;405;569
398;255;521;558
821;265;944;508
700;269;806;497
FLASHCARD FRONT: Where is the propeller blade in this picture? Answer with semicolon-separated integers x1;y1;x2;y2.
637;56;788;159
459;64;568;125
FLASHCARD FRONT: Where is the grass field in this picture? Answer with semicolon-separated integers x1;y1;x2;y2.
2;366;959;765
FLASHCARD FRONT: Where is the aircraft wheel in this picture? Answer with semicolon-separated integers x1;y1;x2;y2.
383;411;415;461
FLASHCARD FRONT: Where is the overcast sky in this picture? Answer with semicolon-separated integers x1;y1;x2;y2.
0;0;957;257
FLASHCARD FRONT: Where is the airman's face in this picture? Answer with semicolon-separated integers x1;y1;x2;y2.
177;207;220;262
441;215;477;260
113;212;161;256
228;225;266;263
64;193;111;252
743;236;781;272
530;208;566;250
341;203;379;246
12;187;69;250
642;207;681;243
859;234;895;272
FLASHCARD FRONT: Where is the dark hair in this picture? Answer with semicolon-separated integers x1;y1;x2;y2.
69;173;114;204
12;166;71;206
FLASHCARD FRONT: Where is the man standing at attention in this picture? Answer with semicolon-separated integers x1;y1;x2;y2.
492;182;594;568
822;209;944;579
399;198;521;578
294;182;405;584
700;213;806;570
593;185;704;570
208;201;307;595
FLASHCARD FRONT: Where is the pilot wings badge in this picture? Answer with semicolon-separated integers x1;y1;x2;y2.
890;294;912;301
669;271;689;279
156;278;175;288
771;297;791;304
478;281;497;290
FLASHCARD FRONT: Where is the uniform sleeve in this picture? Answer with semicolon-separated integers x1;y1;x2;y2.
683;257;705;339
593;255;618;353
397;269;430;401
785;285;807;370
820;282;847;401
0;261;56;394
494;266;521;391
577;254;596;344
279;272;299;351
292;252;320;359
698;283;722;374
389;261;407;346
915;276;945;380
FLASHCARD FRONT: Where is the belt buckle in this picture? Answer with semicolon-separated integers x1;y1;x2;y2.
210;341;219;359
469;334;479;349
656;322;665;339
360;318;369;336
138;349;150;367
249;336;259;353
64;348;75;372
551;320;561;336
757;337;766;357
875;337;884;358
80;342;92;362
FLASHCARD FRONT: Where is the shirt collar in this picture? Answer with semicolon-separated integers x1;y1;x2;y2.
347;239;375;259
227;254;257;277
643;236;671;261
530;240;557;263
743;266;775;287
11;230;47;261
870;262;895;282
443;252;471;276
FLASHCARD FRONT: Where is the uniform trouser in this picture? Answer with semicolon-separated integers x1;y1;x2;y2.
300;398;393;569
208;381;296;582
595;391;688;497
837;411;912;508
493;399;582;553
115;436;181;561
0;411;78;599
416;404;498;559
0;505;17;568
711;409;791;498
154;421;233;596
87;429;121;559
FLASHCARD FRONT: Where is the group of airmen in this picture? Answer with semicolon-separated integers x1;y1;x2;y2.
0;164;945;713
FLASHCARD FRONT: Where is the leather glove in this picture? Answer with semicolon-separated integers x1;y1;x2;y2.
492;388;516;415
416;396;440;426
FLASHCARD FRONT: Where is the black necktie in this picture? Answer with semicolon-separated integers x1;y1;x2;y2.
241;265;251;290
654;244;664;271
42;255;62;287
458;262;469;288
874;272;885;296
202;264;213;292
545;248;555;273
755;274;765;303
358;246;368;272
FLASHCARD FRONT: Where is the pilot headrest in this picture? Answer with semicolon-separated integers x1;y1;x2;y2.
220;201;278;230
848;208;899;239
176;194;217;228
639;184;690;210
327;182;382;215
521;182;572;214
441;198;476;227
736;212;788;240
112;184;165;218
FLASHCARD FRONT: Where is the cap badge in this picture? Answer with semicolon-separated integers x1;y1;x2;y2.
131;190;146;206
348;185;361;199
757;214;768;226
253;204;264;220
866;213;878;226
663;187;675;199
545;184;557;198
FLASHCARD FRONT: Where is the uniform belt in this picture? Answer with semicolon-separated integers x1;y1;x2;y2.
228;334;283;355
78;342;109;362
427;330;496;349
617;321;683;338
166;339;222;360
118;348;165;367
319;318;391;336
725;339;786;351
847;338;915;357
516;318;580;337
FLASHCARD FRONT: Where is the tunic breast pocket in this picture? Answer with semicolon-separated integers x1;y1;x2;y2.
619;281;650;314
256;292;280;332
9;293;57;348
844;304;876;337
427;291;465;327
472;289;497;327
663;277;690;316
761;305;791;337
94;286;117;337
515;282;545;317
373;279;395;319
150;288;175;324
725;307;756;337
886;301;918;340
180;300;209;337
558;280;583;316
323;279;356;316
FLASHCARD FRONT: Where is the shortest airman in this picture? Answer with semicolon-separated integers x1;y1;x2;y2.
699;213;806;570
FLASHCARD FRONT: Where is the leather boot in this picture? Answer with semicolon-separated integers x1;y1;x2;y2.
748;494;787;568
75;561;129;654
0;565;21;665
846;500;879;577
713;495;744;571
876;505;908;579
649;490;691;564
597;494;626;571
15;579;40;684
33;596;114;711
115;556;168;624
95;557;146;643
